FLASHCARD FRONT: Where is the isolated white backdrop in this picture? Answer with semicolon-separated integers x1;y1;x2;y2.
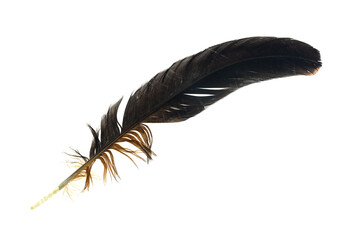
0;1;359;239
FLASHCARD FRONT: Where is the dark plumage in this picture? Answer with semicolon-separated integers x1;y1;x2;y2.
31;37;321;209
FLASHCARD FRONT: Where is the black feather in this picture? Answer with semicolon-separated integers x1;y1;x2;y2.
31;36;321;209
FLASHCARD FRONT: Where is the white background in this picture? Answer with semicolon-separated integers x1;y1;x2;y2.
1;1;359;239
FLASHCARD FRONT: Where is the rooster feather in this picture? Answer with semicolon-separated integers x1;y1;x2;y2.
31;37;321;209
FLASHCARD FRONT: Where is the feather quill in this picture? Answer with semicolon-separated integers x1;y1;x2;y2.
31;37;321;209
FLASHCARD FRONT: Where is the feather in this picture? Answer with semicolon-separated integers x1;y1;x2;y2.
31;37;321;209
